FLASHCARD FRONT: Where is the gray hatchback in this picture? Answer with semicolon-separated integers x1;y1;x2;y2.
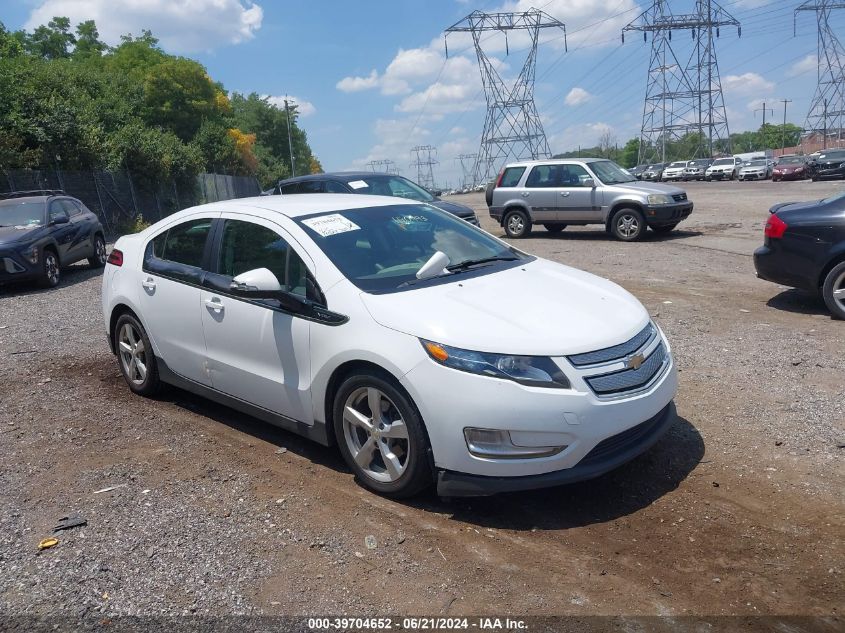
487;158;693;241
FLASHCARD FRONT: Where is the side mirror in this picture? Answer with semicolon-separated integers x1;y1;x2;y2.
230;268;282;297
50;215;69;226
583;178;596;188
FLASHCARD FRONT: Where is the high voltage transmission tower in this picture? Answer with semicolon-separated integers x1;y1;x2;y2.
367;159;399;174
445;10;566;185
623;0;740;164
410;145;438;190
795;0;845;146
456;153;477;189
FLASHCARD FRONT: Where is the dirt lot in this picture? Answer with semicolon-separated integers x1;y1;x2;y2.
0;180;843;625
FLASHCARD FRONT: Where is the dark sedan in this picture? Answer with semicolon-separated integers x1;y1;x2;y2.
0;191;107;288
272;172;479;225
810;149;845;181
772;155;809;181
753;190;845;318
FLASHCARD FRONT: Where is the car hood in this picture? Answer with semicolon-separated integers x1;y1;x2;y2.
0;224;43;246
430;200;476;218
774;165;803;171
603;180;686;196
360;258;649;356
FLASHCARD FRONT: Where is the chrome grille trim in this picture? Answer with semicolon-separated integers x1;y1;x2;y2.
567;322;657;368
585;343;668;396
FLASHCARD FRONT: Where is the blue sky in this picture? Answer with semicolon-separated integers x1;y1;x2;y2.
3;0;842;187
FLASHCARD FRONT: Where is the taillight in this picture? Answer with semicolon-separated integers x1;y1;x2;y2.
107;249;123;266
495;168;507;187
764;214;788;239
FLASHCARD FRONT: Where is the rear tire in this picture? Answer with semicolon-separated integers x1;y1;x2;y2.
88;235;107;268
333;369;433;498
610;208;646;242
544;223;567;233
485;181;495;207
114;313;161;396
503;209;531;238
822;261;845;320
39;249;60;288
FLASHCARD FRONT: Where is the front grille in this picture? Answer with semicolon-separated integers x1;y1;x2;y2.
568;322;656;367
672;193;687;202
584;343;667;396
578;408;667;467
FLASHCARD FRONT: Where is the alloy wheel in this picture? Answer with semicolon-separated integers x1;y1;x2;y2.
833;271;845;313
118;322;148;386
44;252;59;285
507;214;524;235
96;238;107;264
342;387;410;483
616;213;640;239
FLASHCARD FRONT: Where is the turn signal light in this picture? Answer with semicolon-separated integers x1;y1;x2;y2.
764;215;788;239
422;341;449;362
107;249;123;266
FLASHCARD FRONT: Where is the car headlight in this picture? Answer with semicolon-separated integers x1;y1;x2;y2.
18;244;38;264
421;340;570;388
647;194;673;205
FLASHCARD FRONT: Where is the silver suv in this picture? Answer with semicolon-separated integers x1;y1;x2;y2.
487;158;693;241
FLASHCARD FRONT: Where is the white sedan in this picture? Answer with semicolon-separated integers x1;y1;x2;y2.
102;194;677;497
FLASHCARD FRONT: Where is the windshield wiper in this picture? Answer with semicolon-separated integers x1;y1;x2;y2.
445;255;519;272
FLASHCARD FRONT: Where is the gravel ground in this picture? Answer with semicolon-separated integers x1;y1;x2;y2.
0;179;843;627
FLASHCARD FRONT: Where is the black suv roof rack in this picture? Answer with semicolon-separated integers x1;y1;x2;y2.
0;189;66;199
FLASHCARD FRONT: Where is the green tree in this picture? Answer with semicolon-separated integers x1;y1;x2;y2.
74;20;107;57
620;137;640;167
0;22;24;58
26;16;76;59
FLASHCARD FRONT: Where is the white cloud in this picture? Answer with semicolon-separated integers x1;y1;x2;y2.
788;54;817;78
564;87;593;106
395;82;479;114
721;72;775;97
263;95;316;118
336;70;381;93
25;0;263;53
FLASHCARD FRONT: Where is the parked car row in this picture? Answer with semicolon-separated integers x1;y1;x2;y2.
630;150;845;183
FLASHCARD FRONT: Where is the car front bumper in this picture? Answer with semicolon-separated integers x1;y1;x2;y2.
644;202;693;226
706;171;732;180
400;340;678;494
814;166;845;179
772;170;805;180
0;249;40;284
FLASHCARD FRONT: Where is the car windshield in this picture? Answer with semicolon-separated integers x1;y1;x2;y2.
712;158;734;166
590;160;636;184
749;160;767;166
818;151;845;160
0;200;45;227
779;156;804;165
690;159;710;167
345;175;435;202
296;204;527;292
668;162;687;168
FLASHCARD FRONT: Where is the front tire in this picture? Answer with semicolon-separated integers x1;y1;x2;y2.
39;249;60;288
88;235;107;268
610;208;646;241
333;370;433;498
503;209;532;238
114;313;161;396
822;261;845;320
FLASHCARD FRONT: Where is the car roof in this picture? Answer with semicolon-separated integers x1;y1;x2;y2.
185;193;421;220
505;157;609;166
278;172;402;185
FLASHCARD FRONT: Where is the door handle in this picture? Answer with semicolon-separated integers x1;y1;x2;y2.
205;298;225;312
560;191;571;197
521;192;530;197
141;277;156;290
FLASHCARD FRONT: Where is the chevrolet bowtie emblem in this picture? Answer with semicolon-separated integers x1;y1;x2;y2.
626;353;645;370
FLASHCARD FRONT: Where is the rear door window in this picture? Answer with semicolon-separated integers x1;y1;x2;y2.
499;166;526;188
150;218;212;268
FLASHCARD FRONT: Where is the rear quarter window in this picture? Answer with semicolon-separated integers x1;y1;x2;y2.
499;167;526;188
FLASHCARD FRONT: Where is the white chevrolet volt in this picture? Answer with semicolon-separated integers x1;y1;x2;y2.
102;194;678;497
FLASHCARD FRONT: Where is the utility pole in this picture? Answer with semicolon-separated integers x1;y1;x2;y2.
409;146;438;190
445;10;566;185
367;159;398;174
623;0;740;163
779;98;792;151
455;154;477;189
795;1;844;146
284;99;295;177
755;102;774;149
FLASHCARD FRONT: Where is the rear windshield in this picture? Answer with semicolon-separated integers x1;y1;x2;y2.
0;200;45;227
499;166;526;187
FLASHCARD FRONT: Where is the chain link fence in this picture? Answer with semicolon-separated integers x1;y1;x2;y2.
1;168;261;238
